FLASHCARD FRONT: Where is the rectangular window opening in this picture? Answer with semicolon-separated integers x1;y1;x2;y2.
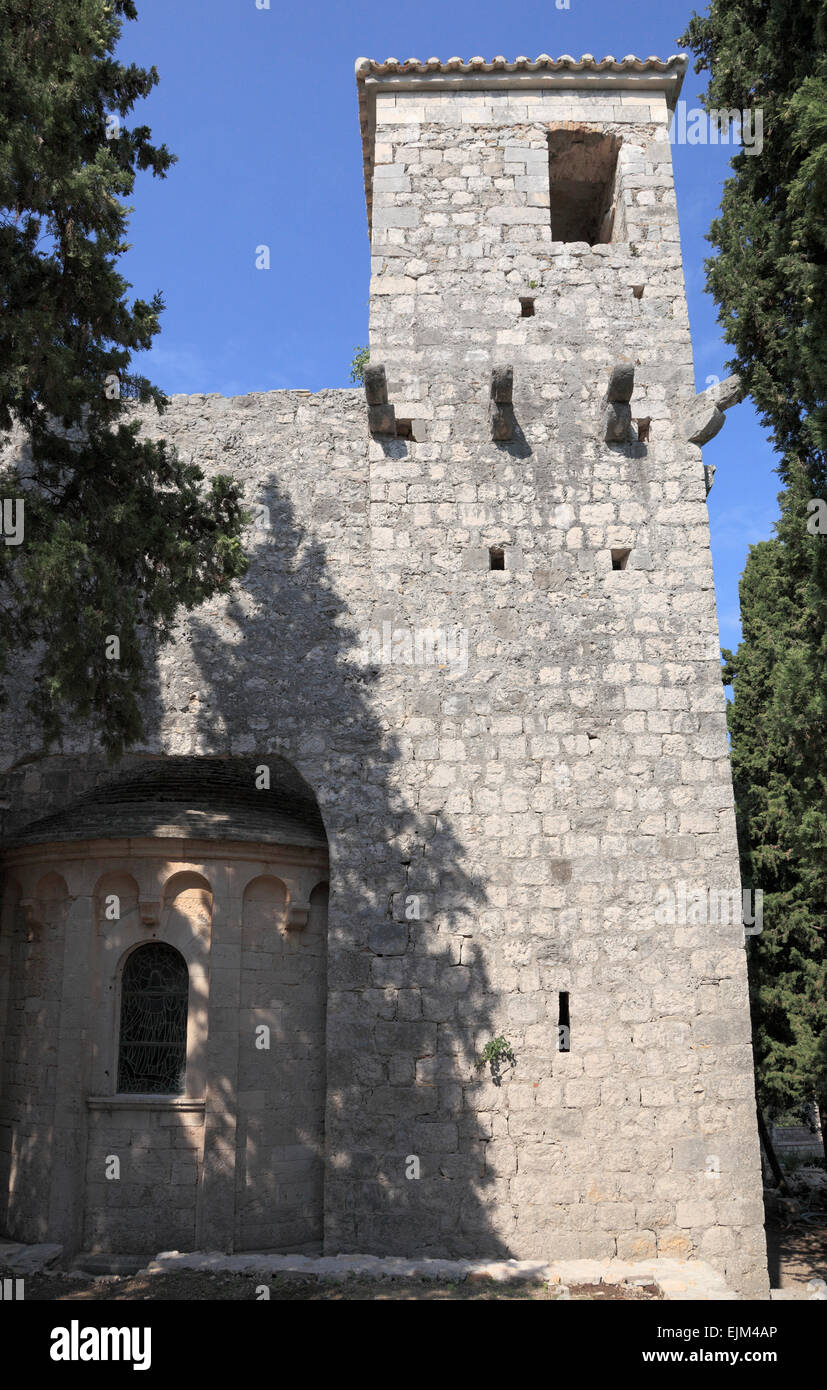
558;991;570;1052
636;418;651;443
611;548;631;571
489;546;505;571
519;297;535;318
548;129;621;246
395;418;413;440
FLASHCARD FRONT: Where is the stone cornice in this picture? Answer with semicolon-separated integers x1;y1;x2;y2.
1;835;329;870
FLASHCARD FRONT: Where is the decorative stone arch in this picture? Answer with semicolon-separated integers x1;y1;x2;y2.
116;939;190;1095
235;859;329;1251
0;752;330;1256
95;866;213;1103
94;870;140;933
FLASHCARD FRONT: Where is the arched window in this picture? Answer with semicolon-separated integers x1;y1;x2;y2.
117;943;189;1094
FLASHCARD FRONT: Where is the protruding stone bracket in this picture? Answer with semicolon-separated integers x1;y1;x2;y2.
286;904;310;931
139;899;161;928
682;374;745;447
603;361;635;443
364;363;396;436
489;366;514;441
282;869;323;931
704;463;716;495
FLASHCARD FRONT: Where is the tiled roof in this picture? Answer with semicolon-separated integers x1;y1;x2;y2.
355;54;689;77
355;53;688;231
4;758;327;850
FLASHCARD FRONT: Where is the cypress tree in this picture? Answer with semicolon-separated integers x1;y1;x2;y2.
0;0;248;757
682;1;827;1155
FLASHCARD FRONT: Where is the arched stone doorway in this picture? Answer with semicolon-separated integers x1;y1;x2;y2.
0;756;329;1257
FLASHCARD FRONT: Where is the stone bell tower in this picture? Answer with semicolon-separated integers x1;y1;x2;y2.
0;53;769;1298
347;54;768;1296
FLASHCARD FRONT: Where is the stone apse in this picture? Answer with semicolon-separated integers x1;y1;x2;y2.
0;54;768;1296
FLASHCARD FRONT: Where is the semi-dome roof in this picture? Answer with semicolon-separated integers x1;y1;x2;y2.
3;756;327;850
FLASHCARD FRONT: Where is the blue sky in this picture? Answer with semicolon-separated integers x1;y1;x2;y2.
117;0;783;653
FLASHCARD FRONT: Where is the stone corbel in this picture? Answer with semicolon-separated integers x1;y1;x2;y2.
681;374;745;447
286;903;310;930
603;362;635;443
139;899;161;928
489;366;514;441
364;363;396;436
282;870;325;931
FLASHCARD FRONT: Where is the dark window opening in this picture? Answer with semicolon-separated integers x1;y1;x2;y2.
395;418;414;439
489;546;505;571
632;284;645;299
636;418;651;443
548;129;621;246
611;548;631;571
558;991;570;1052
519;297;535;318
117;942;189;1094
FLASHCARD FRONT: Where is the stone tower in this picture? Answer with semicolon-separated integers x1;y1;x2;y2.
0;54;768;1297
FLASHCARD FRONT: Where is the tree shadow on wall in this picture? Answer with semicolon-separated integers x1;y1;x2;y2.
0;429;529;1261
170;464;517;1259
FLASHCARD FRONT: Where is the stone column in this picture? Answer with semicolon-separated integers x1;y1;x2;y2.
48;880;93;1252
195;863;241;1251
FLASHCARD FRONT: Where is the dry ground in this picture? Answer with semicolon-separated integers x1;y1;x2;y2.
7;1210;825;1301
9;1270;662;1300
764;1213;827;1289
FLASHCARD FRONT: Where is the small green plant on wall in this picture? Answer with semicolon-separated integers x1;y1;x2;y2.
349;344;370;384
476;1035;517;1087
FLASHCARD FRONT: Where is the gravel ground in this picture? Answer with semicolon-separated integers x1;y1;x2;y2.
8;1210;823;1301
8;1270;662;1301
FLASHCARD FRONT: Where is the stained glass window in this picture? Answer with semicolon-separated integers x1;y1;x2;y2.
117;943;188;1094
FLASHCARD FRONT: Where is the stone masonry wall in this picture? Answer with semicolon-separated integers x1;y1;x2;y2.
0;72;769;1295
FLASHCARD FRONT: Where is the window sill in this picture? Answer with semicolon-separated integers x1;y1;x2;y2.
86;1096;205;1112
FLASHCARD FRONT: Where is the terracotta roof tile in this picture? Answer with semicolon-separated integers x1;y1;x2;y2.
355;52;688;232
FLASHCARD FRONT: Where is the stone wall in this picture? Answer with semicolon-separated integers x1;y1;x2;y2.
0;839;328;1254
0;62;770;1296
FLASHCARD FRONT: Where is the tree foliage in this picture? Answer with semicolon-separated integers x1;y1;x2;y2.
0;0;248;757
349;343;369;385
682;1;827;1153
722;470;827;1144
680;0;827;489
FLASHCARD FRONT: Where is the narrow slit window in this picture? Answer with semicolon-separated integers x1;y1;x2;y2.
558;991;570;1052
636;418;651;443
519;297;535;318
489;546;505;571
611;548;631;571
548;129;621;246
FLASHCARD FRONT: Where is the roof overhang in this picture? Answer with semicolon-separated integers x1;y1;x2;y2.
355;53;689;232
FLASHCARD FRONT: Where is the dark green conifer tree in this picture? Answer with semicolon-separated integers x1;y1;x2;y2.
0;1;248;757
682;2;827;1154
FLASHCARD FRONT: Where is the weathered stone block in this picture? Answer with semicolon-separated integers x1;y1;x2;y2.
604;401;632;442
